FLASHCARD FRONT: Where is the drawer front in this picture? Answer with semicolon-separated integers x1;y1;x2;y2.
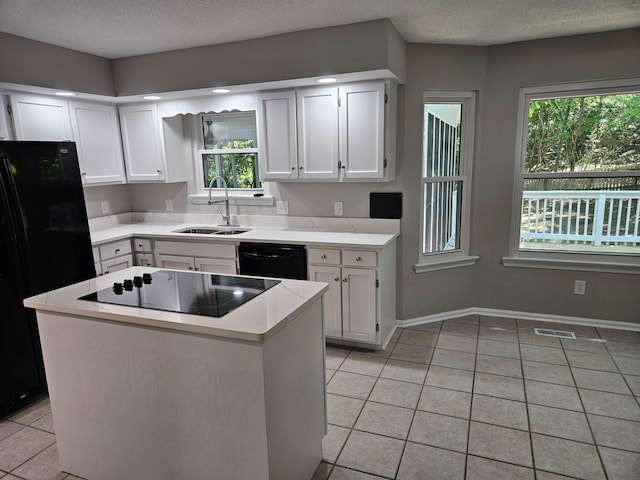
98;239;132;260
136;253;154;267
308;248;340;265
101;254;133;274
342;250;377;268
155;241;236;259
133;238;152;252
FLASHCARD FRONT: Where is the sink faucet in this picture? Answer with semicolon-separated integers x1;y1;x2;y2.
207;176;234;226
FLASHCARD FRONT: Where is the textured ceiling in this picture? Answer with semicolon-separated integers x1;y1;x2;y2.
0;0;639;59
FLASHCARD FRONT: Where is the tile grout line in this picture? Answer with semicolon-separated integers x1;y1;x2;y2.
462;317;480;480
562;326;610;480
515;325;538;478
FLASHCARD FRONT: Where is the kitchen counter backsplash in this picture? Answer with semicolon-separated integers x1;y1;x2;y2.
89;212;400;235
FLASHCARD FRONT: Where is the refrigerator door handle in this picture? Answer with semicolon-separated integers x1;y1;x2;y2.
0;158;32;300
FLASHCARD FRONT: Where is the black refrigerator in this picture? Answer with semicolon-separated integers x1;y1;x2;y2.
0;141;96;418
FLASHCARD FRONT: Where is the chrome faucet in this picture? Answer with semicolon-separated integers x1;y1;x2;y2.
207;176;234;226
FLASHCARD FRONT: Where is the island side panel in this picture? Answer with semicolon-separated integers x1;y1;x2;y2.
36;311;270;480
262;299;326;480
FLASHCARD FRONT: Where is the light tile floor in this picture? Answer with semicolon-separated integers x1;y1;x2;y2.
1;316;639;480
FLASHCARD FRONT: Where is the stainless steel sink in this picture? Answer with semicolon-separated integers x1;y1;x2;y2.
174;227;249;235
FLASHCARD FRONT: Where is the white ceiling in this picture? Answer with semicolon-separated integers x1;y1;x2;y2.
1;0;639;59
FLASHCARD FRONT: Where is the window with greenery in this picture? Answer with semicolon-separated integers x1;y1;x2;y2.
197;112;261;190
514;82;640;262
417;92;476;272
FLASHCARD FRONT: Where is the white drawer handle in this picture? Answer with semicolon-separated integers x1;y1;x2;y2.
355;256;362;261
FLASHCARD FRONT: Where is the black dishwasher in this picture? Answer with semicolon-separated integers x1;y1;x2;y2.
238;243;308;280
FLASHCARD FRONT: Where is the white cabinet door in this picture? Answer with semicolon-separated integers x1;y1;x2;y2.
339;82;385;179
195;257;237;274
101;255;133;275
135;253;154;267
69;102;126;185
156;254;195;271
309;265;342;338
257;91;298;180
10;94;72;141
119;104;166;182
341;267;377;343
0;96;13;140
296;87;339;179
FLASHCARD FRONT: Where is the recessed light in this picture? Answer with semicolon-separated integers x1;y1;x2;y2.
317;78;337;84
143;95;161;100
55;91;76;96
212;88;231;94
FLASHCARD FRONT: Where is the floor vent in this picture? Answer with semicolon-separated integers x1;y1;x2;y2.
534;328;576;339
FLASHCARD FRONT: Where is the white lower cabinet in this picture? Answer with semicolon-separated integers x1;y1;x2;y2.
133;238;154;267
154;241;237;274
308;244;396;348
95;239;134;275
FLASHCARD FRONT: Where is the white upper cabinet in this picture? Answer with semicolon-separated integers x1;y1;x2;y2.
296;87;340;179
10;94;73;141
119;104;165;182
256;81;395;182
339;82;385;179
69;101;126;185
257;90;298;180
9;94;127;185
0;96;13;140
119;104;188;183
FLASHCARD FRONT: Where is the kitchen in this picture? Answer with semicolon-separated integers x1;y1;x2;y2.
1;1;640;479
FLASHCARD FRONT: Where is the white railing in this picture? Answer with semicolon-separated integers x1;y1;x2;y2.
521;190;640;246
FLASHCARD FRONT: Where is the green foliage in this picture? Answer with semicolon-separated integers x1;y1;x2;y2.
526;93;640;173
204;140;261;189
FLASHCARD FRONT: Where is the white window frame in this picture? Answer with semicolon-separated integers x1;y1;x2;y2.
187;113;274;206
504;78;640;274
415;91;479;273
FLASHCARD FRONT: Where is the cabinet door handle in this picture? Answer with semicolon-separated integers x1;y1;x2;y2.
115;248;120;254
81;172;87;175
355;256;362;261
321;254;327;259
188;266;193;270
157;169;162;174
299;166;303;170
291;166;295;171
334;277;340;281
342;278;347;283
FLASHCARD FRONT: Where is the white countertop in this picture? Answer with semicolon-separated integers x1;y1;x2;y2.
24;266;328;342
90;222;398;249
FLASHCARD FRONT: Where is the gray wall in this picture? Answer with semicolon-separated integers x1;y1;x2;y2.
398;44;487;319
112;19;406;96
399;29;640;323
0;33;115;95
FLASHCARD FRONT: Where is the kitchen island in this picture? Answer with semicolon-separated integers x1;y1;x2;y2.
23;267;328;480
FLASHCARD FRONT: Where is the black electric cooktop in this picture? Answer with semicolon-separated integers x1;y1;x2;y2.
79;270;280;318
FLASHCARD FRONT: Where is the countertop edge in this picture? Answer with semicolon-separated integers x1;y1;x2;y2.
24;267;329;343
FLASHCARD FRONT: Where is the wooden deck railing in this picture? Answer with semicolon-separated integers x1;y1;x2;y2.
521;190;640;246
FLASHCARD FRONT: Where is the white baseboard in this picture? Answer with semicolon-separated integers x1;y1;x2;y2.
397;307;640;332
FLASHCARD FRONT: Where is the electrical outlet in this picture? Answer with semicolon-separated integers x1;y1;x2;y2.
334;201;343;216
165;199;173;211
574;280;586;295
101;201;109;215
276;200;289;215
